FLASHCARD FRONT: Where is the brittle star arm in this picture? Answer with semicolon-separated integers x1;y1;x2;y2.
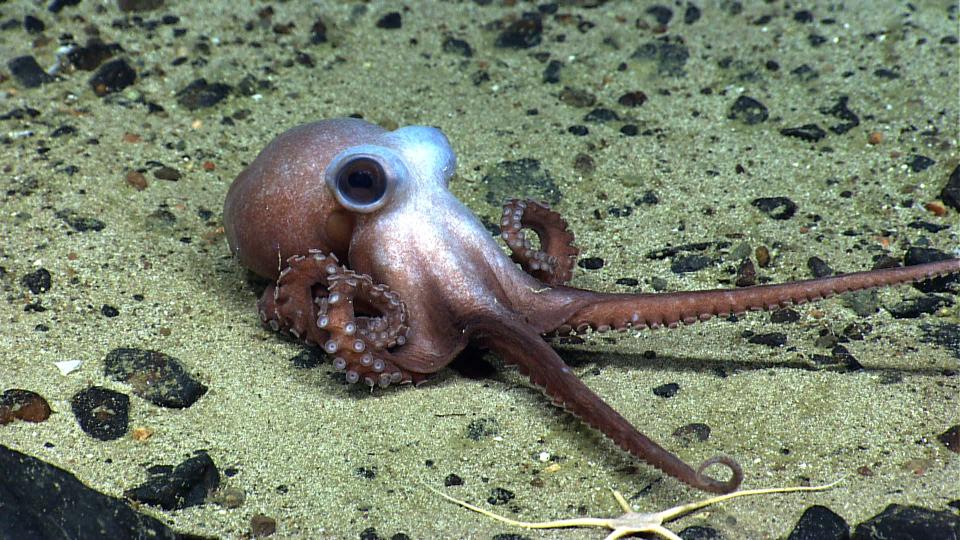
424;480;842;540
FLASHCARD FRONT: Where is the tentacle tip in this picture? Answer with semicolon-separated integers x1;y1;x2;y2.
696;455;744;494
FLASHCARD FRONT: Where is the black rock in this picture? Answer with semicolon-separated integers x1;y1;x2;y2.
787;504;850;540
542;59;562;83
683;4;701;24
578;257;605;270
8;56;55;88
444;474;464;487
781;124;827;142
176;78;232;110
55;209;106;232
807;256;834;278
21;268;52;294
48;0;82;13
729;95;769;125
103;348;207;408
89;58;137;96
941;165;960;211
67;38;122;71
495;14;542;49
71;386;129;441
679;526;723;539
907;155;935;173
672;422;711;445
584;107;619;123
487;487;515;505
747;332;788;347
887;294;953;319
23;15;46;34
442;36;473;57
751;196;798;220
645;5;673;25
117;0;165;12
820;96;860;135
375;12;401;29
771;308;801;323
851;504;959;540
671;254;712;273
309;17;328;44
0;444;178;540
652;382;680;398
631;40;690;76
125;451;220;510
904;247;958;293
466;417;500;441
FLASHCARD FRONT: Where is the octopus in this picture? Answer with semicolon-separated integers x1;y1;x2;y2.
223;118;960;494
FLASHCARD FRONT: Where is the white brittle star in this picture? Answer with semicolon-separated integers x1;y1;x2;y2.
425;480;841;540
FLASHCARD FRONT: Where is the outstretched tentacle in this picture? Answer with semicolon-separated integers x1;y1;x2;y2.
473;313;742;494
500;199;579;286
560;258;960;334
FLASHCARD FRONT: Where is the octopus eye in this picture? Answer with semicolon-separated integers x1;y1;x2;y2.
335;158;388;208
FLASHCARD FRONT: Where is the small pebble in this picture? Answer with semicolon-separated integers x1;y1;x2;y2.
0;389;52;425
8;56;55;88
250;514;277;537
652;382;679;398
71;386;129;440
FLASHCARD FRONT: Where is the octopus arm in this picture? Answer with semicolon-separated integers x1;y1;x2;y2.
470;311;743;494
560;258;960;333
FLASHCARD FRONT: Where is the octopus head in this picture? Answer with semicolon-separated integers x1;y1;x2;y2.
223;119;455;280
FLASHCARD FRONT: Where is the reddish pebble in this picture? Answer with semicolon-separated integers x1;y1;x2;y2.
126;171;148;190
924;201;947;217
250;514;277;537
0;389;52;424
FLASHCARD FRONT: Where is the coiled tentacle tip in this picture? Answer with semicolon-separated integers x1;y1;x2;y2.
696;455;744;494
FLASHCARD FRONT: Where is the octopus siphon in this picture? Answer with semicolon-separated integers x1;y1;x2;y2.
223;118;960;494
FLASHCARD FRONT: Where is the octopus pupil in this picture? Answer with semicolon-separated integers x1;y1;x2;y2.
338;159;386;205
348;170;374;190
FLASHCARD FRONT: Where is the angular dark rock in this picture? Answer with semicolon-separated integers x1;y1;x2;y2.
125;451;220;510
941;165;960;211
851;504;959;540
786;504;849;540
0;445;178;540
176;78;232;110
104;348;207;409
781;124;827;142
71;386;129;441
89;59;137;96
8;56;55;88
729;95;769;125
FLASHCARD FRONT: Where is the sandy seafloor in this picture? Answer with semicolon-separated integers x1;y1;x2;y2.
1;1;959;539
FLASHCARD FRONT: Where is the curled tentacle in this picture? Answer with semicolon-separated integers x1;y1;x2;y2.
258;250;338;346
474;313;743;494
259;250;414;387
559;258;960;334
500;199;579;286
316;261;412;388
696;456;743;494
